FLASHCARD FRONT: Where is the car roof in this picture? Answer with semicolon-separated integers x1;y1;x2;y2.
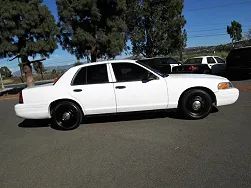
137;57;174;60
189;56;223;59
69;59;137;70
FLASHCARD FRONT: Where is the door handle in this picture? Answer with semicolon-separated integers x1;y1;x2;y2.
73;89;82;92
115;86;126;89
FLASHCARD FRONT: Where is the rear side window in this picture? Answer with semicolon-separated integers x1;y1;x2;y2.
207;57;216;64
72;64;108;85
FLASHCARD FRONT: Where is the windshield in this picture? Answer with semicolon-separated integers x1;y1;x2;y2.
136;60;167;77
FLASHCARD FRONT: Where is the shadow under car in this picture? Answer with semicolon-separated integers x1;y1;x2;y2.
18;107;219;129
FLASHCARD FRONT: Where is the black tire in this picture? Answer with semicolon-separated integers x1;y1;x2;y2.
51;101;83;130
178;89;213;120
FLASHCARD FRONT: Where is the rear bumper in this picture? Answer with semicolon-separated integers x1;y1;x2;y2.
14;103;50;119
215;88;239;107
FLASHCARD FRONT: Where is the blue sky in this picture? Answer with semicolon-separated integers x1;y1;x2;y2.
1;0;251;72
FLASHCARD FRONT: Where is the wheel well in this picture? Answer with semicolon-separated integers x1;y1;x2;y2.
49;99;84;116
178;87;217;106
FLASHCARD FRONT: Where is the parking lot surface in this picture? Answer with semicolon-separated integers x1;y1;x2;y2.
0;80;251;188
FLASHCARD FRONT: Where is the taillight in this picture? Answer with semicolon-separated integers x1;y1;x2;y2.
188;66;195;71
19;92;23;104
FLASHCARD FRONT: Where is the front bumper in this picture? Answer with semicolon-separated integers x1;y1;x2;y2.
14;103;50;119
215;88;239;107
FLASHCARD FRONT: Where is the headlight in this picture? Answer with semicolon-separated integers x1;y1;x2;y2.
218;82;233;90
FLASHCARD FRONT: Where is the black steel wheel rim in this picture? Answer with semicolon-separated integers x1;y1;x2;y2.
186;94;207;116
55;104;79;129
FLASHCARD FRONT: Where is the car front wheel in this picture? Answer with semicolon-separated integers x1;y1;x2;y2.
51;101;83;130
179;89;213;119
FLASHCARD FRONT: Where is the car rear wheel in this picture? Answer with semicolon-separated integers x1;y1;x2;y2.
51;101;83;130
179;89;213;119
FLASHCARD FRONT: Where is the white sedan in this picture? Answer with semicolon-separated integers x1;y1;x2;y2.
15;60;239;130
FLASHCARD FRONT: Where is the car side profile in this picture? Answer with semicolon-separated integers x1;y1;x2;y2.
173;56;226;75
15;60;239;130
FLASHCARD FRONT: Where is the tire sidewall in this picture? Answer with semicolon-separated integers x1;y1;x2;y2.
51;101;83;130
179;89;213;120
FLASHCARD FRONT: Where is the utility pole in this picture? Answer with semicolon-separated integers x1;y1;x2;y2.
0;71;4;89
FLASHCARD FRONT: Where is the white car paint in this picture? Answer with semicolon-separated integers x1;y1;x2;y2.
186;56;226;75
14;60;239;120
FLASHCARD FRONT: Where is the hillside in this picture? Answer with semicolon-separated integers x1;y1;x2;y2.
12;64;74;77
11;40;251;77
184;40;251;55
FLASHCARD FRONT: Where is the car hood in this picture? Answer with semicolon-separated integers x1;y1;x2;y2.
166;73;228;81
164;74;230;93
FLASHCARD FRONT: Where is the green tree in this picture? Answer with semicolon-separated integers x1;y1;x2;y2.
244;29;251;40
179;29;187;61
73;61;83;67
0;66;12;78
56;0;127;62
227;20;242;47
126;0;186;58
0;0;59;87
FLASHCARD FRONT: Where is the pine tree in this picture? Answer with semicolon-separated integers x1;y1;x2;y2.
0;66;12;78
227;20;242;47
126;0;186;58
0;0;59;87
56;0;127;62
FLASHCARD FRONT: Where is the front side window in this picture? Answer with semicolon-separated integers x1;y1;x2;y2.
207;57;216;64
72;64;108;85
214;57;225;64
112;63;151;82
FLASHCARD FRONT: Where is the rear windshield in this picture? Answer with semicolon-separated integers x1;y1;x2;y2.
183;58;203;65
226;47;251;67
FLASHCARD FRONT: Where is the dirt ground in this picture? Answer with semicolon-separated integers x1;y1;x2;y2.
0;94;19;100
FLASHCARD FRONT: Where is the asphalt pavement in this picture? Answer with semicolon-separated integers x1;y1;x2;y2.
0;85;251;188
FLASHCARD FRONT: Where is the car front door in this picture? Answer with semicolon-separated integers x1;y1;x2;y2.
109;62;168;113
69;64;116;115
206;57;217;69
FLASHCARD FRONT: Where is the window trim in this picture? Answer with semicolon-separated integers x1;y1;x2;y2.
109;61;161;83
71;64;111;86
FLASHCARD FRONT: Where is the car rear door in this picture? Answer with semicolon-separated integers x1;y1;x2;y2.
206;57;217;69
69;63;116;115
109;62;168;113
